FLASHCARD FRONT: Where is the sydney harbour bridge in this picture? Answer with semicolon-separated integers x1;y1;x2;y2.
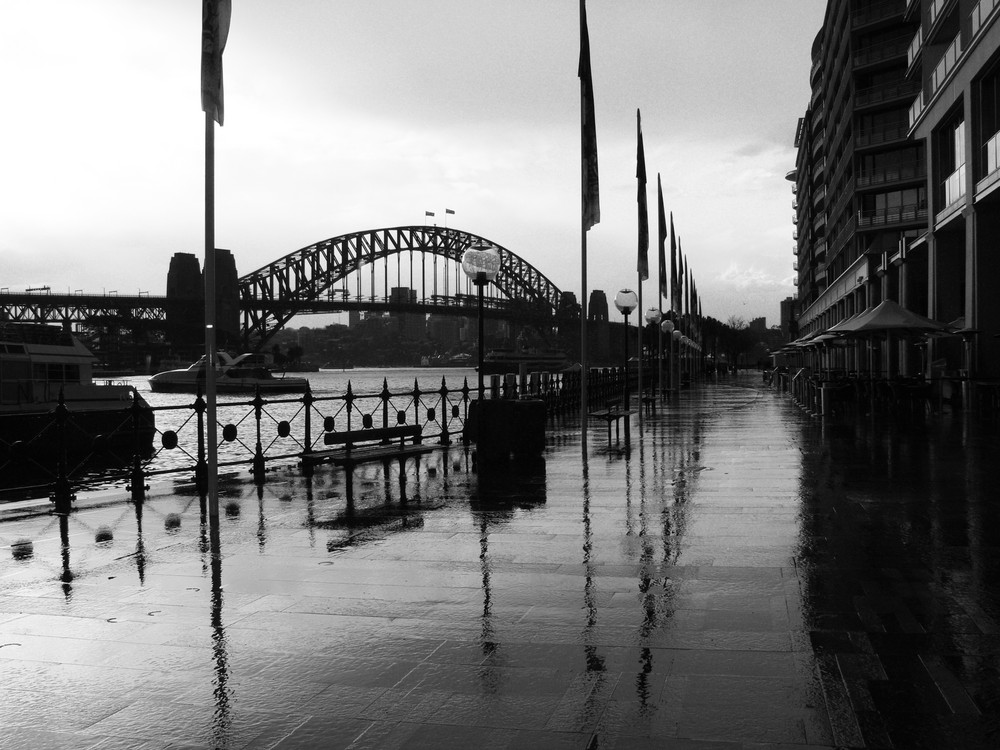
0;226;612;360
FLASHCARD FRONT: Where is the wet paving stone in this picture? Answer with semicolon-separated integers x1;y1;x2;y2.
3;375;1000;748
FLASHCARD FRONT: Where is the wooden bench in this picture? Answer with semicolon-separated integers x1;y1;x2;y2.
588;400;636;445
302;424;435;501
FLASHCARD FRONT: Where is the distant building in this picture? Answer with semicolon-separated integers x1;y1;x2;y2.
780;296;798;340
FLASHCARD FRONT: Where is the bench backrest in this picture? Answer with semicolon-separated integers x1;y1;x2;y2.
324;423;422;448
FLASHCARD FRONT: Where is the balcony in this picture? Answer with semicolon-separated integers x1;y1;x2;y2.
857;203;928;227
977;130;1000;194
853;0;905;29
812;131;826;156
908;88;926;128
972;0;1000;37
854;34;911;68
855;79;922;109
856;159;926;188
907;28;923;70
856;119;911;148
943;162;967;207
929;0;955;28
930;35;963;96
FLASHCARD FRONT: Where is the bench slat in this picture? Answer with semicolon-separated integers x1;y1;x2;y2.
324;424;422;447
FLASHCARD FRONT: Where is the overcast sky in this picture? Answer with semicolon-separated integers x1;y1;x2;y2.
1;0;826;327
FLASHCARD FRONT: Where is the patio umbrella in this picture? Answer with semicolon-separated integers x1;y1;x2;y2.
837;300;949;378
844;299;949;336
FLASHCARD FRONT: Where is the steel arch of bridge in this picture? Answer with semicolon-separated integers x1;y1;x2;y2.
239;225;564;347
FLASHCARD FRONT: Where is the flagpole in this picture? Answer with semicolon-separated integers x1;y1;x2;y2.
204;112;219;526
580;227;588;450
578;0;598;452
637;278;643;428
201;0;229;527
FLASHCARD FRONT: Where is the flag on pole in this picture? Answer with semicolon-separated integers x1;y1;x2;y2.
579;0;600;231
425;211;435;217
683;254;689;320
657;177;667;300
669;214;678;314
445;208;455;215
201;0;232;126
636;109;648;281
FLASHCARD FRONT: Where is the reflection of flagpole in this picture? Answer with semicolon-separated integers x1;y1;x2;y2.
202;0;231;526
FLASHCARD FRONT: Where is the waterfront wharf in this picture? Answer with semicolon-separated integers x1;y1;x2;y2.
2;373;998;749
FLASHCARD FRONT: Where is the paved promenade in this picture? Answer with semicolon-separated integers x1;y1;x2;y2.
2;375;998;749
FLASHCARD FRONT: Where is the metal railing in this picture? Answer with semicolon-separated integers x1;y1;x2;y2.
2;369;634;511
857;203;928;227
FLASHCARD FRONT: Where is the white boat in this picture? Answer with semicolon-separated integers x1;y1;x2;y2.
0;322;154;458
149;352;310;394
480;347;571;375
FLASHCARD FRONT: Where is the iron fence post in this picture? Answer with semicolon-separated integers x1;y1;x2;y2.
49;388;75;515
252;386;266;484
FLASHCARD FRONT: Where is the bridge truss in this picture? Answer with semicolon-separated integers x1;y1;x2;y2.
239;225;565;348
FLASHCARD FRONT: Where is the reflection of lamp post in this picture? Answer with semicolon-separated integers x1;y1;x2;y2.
461;246;502;402
644;308;661;399
614;290;638;415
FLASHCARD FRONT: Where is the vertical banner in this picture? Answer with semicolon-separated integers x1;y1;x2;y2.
636;110;648;282
201;0;231;125
656;175;666;396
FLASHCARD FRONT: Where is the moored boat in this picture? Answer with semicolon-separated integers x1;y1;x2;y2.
149;352;310;394
0;322;154;459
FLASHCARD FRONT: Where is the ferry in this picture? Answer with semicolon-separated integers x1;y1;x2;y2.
479;347;571;375
149;352;310;394
0;322;154;458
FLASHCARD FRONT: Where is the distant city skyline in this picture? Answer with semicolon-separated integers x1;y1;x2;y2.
1;1;827;326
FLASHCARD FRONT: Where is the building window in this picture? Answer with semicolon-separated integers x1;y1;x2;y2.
978;62;1000;178
935;113;966;208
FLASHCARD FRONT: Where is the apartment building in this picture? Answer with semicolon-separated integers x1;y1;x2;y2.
790;0;924;365
906;0;1000;378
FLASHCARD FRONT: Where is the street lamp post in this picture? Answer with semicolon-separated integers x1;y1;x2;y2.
461;246;502;403
614;290;638;443
661;318;674;396
672;328;683;391
644;308;662;400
